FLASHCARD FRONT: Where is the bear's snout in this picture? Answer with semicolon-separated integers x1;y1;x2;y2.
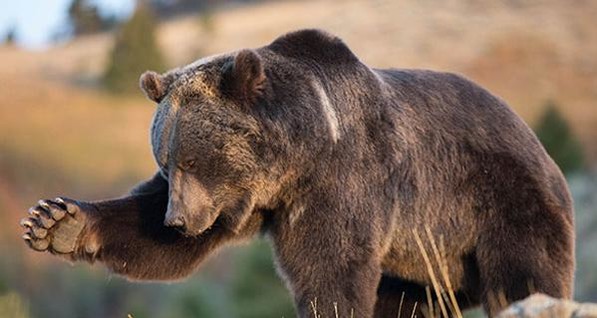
165;195;218;236
164;198;189;234
164;210;186;232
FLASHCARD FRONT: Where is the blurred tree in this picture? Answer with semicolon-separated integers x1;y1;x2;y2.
231;240;295;318
68;0;107;35
103;2;166;94
3;27;17;45
198;9;216;34
534;101;584;175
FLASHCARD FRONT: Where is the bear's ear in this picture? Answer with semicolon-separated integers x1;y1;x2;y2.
221;49;266;106
140;71;167;103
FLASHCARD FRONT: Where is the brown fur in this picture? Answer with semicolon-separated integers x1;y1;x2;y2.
21;29;574;317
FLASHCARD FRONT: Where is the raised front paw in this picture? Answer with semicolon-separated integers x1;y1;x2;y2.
21;198;87;255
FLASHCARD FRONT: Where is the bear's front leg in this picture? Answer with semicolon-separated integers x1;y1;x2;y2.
271;205;383;318
20;172;258;281
276;239;382;317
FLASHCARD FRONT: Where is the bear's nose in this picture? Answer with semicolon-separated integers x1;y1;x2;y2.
165;215;186;231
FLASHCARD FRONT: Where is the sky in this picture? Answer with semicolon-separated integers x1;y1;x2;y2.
0;0;134;49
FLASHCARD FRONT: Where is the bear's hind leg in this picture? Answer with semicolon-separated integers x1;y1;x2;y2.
476;205;574;316
471;153;575;316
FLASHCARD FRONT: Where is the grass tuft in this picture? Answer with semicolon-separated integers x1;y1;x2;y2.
413;225;464;318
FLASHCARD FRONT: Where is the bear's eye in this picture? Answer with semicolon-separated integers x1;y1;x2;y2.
180;158;196;170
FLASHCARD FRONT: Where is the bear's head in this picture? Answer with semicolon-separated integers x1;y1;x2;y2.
139;29;362;236
140;50;270;236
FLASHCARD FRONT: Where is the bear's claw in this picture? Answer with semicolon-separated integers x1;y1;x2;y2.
23;233;50;251
55;197;79;215
20;219;33;228
22;197;86;255
20;218;48;238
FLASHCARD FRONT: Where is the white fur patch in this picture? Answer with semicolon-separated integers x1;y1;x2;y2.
313;81;340;143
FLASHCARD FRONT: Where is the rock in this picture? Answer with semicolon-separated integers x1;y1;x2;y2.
497;293;597;318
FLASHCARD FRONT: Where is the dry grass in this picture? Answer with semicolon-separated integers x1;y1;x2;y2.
413;228;451;318
412;226;464;318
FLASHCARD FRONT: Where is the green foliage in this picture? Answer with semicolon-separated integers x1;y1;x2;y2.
0;275;7;294
103;3;166;94
163;278;223;318
172;291;218;317
0;292;29;318
68;0;107;35
534;101;584;175
231;240;295;318
0;241;292;318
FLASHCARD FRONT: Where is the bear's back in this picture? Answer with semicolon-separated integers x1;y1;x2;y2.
375;68;554;170
376;67;570;206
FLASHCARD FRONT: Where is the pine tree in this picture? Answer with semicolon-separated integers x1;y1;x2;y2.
535;101;584;175
68;0;105;35
4;27;16;45
103;2;166;94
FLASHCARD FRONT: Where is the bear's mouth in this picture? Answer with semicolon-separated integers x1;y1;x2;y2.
181;216;223;238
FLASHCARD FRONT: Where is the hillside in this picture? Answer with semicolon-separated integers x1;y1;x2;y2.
1;0;596;237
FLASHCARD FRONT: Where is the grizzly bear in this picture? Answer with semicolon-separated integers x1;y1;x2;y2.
21;29;574;317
